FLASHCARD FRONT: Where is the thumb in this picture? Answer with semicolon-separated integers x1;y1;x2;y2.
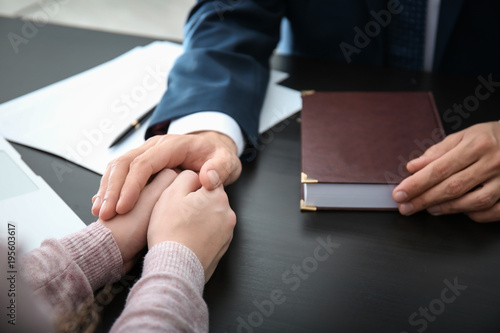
199;154;242;190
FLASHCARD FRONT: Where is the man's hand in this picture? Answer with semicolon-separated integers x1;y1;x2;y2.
393;121;500;223
98;168;177;274
92;130;242;220
148;170;236;282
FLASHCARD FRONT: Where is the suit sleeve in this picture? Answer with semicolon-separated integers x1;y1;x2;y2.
146;0;285;146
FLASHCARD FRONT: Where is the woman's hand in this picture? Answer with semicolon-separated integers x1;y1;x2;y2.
148;170;236;282
98;168;177;274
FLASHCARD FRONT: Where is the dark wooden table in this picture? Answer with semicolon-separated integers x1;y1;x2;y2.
2;17;500;333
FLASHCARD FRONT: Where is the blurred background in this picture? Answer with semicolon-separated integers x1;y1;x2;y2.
0;0;196;41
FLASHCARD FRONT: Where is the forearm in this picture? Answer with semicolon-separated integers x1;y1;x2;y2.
110;241;208;332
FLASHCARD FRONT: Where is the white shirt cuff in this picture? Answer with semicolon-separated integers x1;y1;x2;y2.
167;111;246;156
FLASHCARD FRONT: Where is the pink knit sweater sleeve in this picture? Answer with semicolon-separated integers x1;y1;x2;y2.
20;223;209;331
20;222;123;319
110;241;209;333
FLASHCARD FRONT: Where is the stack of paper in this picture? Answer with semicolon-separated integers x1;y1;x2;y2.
0;41;301;174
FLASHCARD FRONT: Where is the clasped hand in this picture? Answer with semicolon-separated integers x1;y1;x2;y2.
96;168;236;282
92;131;241;221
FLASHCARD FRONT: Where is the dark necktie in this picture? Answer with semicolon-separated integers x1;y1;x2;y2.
386;0;428;71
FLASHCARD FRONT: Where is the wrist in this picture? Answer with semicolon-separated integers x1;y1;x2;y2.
147;236;164;250
193;130;238;155
167;111;245;156
98;219;146;274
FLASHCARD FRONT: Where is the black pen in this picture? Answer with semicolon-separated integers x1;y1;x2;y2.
109;108;155;148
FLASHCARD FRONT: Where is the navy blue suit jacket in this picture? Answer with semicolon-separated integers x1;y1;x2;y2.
148;0;500;146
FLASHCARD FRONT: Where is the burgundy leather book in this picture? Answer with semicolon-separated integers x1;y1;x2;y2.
300;91;444;211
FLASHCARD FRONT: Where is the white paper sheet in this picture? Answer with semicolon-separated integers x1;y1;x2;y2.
0;41;301;175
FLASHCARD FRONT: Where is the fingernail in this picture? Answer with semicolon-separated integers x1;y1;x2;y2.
207;170;220;187
427;205;441;216
92;196;102;212
394;191;408;202
399;203;414;215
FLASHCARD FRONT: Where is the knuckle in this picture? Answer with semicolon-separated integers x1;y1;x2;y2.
470;134;495;153
444;178;465;197
146;135;163;146
227;210;237;228
221;154;242;184
214;191;228;207
467;202;500;223
221;162;232;179
104;181;120;194
129;177;145;193
109;155;132;170
192;193;205;208
96;181;106;194
107;158;122;169
436;201;455;214
473;191;497;210
103;182;120;197
129;155;149;170
425;144;439;156
146;135;159;143
431;162;450;179
103;190;118;201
